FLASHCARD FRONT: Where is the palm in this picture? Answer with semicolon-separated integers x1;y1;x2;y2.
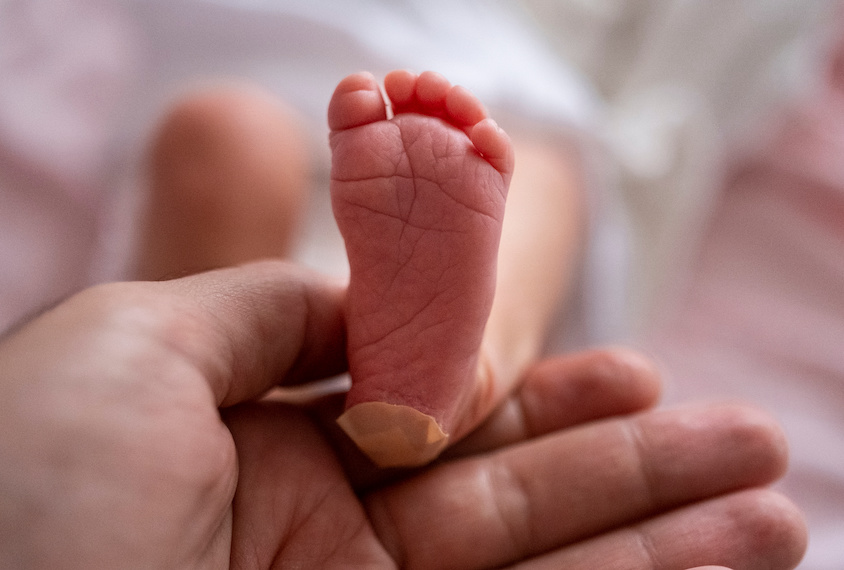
223;401;394;568
0;265;804;570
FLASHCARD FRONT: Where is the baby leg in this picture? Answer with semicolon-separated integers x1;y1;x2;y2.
135;83;310;280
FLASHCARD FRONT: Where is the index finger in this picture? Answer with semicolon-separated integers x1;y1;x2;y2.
17;261;347;408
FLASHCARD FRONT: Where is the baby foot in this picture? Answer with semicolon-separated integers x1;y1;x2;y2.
329;70;514;467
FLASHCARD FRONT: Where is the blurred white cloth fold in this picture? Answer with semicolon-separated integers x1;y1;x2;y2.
523;1;844;567
0;0;597;332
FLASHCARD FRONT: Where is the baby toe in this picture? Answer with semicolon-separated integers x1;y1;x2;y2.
445;85;488;127
384;69;418;109
414;71;451;111
470;118;515;178
328;72;387;131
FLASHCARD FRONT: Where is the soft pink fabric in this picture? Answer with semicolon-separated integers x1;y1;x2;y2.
0;0;137;331
650;26;844;570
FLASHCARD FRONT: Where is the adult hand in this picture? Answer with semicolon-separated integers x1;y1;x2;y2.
0;262;806;568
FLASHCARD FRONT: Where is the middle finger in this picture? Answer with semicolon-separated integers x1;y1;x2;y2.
365;403;788;570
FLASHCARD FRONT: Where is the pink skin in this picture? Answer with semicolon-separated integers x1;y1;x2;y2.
329;70;514;437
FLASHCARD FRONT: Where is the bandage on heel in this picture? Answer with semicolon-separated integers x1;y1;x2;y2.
337;402;449;468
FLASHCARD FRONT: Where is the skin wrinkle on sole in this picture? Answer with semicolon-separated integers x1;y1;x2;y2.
330;72;512;469
337;402;449;468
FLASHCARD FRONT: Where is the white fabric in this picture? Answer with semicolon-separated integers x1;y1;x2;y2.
0;0;596;332
523;0;834;329
523;1;844;567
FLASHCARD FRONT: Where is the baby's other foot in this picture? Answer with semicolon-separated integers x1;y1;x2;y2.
329;70;514;467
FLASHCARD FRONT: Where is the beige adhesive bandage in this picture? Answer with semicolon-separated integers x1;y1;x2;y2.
337;402;449;468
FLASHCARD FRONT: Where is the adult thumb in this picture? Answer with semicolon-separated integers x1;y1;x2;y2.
150;260;347;407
